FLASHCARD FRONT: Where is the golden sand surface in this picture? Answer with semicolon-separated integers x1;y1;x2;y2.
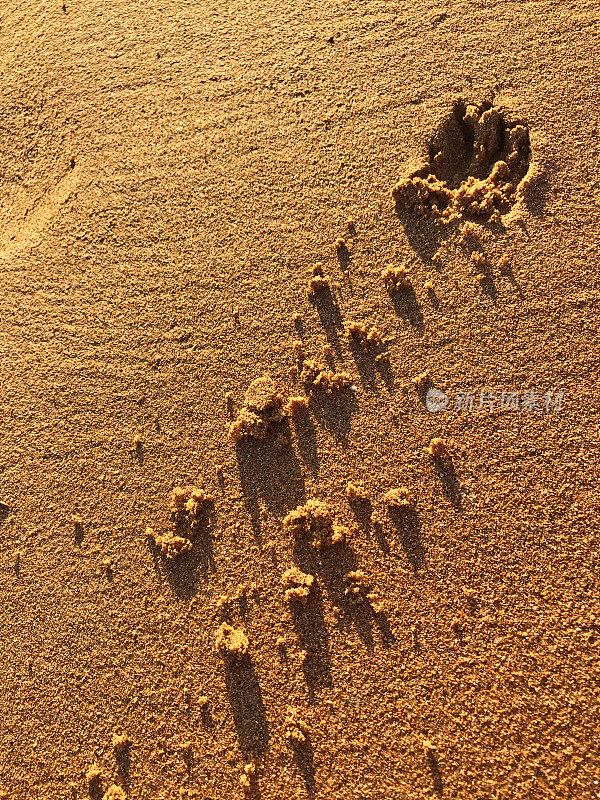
0;1;599;797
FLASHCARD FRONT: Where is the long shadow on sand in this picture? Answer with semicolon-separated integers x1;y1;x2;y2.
224;655;270;757
388;507;426;573
147;521;217;600
235;423;306;543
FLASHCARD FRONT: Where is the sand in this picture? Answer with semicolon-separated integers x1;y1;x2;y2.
1;1;600;798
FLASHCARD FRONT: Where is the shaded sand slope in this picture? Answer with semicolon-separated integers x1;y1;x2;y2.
0;1;599;798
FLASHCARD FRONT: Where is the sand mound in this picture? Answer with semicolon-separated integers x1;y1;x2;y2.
392;99;530;221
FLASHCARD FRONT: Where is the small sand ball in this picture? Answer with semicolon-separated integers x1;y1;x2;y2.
169;486;189;516
308;275;330;294
282;566;315;604
284;395;309;415
381;266;411;293
102;787;126;800
384;487;413;509
412;371;430;389
335;237;346;251
346;482;368;502
292;339;304;357
312;523;348;551
229;374;286;442
214;622;249;660
343;570;377;606
300;359;353;394
285;706;310;746
423;279;434;291
244;374;284;413
312;263;325;276
152;530;193;560
346;321;383;347
428;437;448;458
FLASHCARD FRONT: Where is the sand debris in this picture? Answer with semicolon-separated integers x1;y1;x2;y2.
343;570;379;607
392;99;530;221
285;706;310;746
102;787;126;800
383;487;413;510
148;528;193;559
282;566;315;604
381;266;412;293
283;499;348;550
214;622;249;661
229;374;286;442
346;320;383;347
300;359;353;394
428;437;448;458
284;395;309;415
346;482;369;502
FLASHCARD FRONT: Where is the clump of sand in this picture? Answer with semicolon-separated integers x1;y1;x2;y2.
284;395;309;415
285;706;310;746
392;99;530;222
102;786;126;800
343;570;380;609
229;374;286;442
383;486;413;510
283;499;348;550
282;566;315;604
346;482;369;502
427;437;448;459
346;320;383;347
146;484;214;560
381;266;412;293
147;528;192;559
300;359;353;395
214;622;249;661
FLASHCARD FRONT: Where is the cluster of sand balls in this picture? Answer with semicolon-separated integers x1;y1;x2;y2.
146;485;213;559
228;373;287;443
345;320;383;347
391;99;531;222
282;566;315;604
300;359;354;395
283;499;350;551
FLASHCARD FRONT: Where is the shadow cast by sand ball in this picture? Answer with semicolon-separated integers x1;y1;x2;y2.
427;438;463;513
308;283;344;357
339;569;396;649
231;374;307;541
389;284;425;334
113;734;131;792
384;490;425;572
424;742;444;796
146;488;218;600
285;707;316;799
308;388;358;447
283;569;332;693
345;323;395;393
288;406;321;478
215;624;270;758
235;424;306;540
433;456;463;513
